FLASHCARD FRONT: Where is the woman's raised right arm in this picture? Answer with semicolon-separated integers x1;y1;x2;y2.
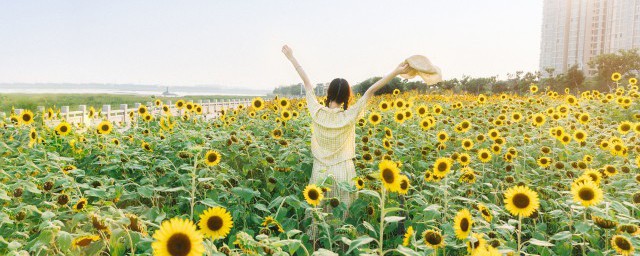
282;45;314;93
361;61;411;102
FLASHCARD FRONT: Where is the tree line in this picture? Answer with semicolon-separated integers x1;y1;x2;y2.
272;49;640;96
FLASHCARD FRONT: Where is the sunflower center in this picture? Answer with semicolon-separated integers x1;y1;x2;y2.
425;232;442;245
460;218;469;231
372;115;379;121
101;125;109;131
166;233;192;256
77;201;86;210
578;188;595;201
437;162;447;172
23;115;31;122
512;193;530;209
76;237;93;247
382;168;395;183
481;153;489;159
400;180;408;190
614;237;631;250
60;126;68;132
308;189;319;200
208;153;218;163
207;216;223;231
481;209;490;216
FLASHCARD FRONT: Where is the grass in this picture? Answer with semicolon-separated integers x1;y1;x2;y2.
0;93;256;113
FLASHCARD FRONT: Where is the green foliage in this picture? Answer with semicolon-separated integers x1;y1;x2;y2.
589;49;640;87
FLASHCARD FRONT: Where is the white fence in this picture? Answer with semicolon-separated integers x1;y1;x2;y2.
3;98;252;127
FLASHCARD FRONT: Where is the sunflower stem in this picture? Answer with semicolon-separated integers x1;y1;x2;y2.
189;155;198;221
378;187;385;256
517;215;522;254
581;208;587;255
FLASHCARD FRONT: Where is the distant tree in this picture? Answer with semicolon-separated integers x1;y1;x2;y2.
562;65;585;92
588;49;640;88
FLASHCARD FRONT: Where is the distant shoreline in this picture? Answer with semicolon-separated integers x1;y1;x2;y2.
0;93;260;114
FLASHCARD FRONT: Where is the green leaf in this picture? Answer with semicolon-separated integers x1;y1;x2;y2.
528;238;554;247
396;245;421;256
550;231;572;241
231;187;260;201
357;189;381;200
574;221;591;234
56;231;72;252
346;236;375;255
41;211;55;220
383;216;405;224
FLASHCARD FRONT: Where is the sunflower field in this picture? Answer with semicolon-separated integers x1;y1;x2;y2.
1;77;640;256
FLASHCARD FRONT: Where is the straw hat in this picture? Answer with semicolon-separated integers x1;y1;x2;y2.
399;55;442;85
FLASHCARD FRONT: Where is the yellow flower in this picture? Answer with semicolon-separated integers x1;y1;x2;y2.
55;122;72;136
97;120;113;135
477;203;493;222
571;180;603;207
379;160;401;192
303;184;324;206
368;112;382;125
72;235;100;249
19;110;34;126
503;185;540;217
611;235;634;255
612;72;622;82
73;198;88;212
152;218;204;256
402;226;414;246
198;206;234;240
432;157;453;178
422;229;445;249
354;177;365;190
477;149;492;163
397;175;410;195
204;150;221;166
530;84;538;93
454;209;473;239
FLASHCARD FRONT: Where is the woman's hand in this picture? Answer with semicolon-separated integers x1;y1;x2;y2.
393;61;411;75
282;45;294;60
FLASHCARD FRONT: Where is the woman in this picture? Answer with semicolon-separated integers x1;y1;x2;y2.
282;45;410;209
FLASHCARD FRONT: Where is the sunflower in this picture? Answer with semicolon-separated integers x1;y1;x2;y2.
573;129;587;142
97;120;113;135
198;206;233;240
461;139;474;150
271;128;282;139
467;233;486;253
477;149;492;163
537;157;552;168
138;105;148;115
477;203;493;222
581;169;602;185
437;131;449;142
611;72;622;82
250;97;265;111
46;108;55;120
162;105;171;115
402;226;414;246
503;185;540;217
611;235;634;255
531;113;546;127
397;175;410;195
368;112;382;125
571;180;603;207
29;127;37;144
175;100;186;109
379;101;390;111
618;121;633;134
432;157;453;178
529;84;538;93
578;113;590;124
423;229;445;249
19;110;34;126
55;121;72;136
278;98;290;109
303;184;324;206
379;160;401;192
454;209;473;239
152;218;204;256
73;198;88;212
394;111;406;123
141;142;152;152
354;177;365;190
204;150;221;166
458;153;471;166
281;110;292;121
72;235;100;249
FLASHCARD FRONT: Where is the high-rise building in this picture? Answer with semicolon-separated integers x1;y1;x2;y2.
540;0;640;76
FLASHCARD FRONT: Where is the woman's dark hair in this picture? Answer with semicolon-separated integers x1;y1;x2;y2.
326;78;351;110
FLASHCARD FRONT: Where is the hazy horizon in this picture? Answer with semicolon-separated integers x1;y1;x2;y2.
0;1;543;90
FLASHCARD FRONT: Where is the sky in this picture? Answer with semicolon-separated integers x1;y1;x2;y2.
0;1;543;90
